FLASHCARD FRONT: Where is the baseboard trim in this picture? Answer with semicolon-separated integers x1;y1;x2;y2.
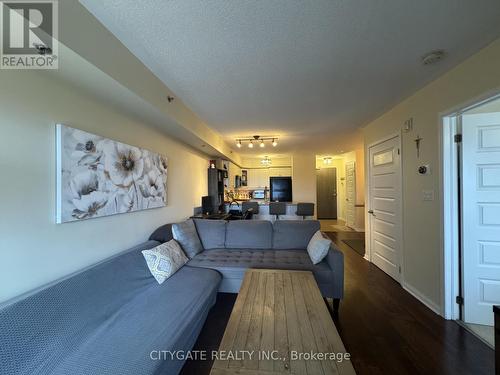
402;282;442;316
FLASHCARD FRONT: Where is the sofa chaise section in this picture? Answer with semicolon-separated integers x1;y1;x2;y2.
0;240;221;375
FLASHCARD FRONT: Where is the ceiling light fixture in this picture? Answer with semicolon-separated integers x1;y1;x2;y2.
261;156;272;166
323;157;333;165
233;135;279;149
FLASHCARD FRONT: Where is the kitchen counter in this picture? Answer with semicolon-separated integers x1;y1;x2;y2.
225;201;310;220
226;200;299;205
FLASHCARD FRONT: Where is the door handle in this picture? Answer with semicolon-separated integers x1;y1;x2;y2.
368;209;376;216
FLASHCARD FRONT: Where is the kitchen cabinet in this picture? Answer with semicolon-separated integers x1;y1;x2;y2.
246;168;270;188
245;167;292;188
269;167;292;177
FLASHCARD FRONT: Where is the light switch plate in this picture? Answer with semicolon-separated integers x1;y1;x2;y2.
422;190;434;201
403;118;413;132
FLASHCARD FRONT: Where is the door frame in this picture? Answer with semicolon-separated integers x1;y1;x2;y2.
366;132;404;282
345;160;356;228
441;91;500;320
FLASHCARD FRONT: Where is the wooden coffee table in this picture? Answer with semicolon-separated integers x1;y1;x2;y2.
210;269;356;375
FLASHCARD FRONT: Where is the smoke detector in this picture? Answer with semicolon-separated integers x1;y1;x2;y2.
422;50;446;65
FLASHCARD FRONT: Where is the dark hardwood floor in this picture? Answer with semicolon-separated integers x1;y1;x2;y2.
181;230;495;375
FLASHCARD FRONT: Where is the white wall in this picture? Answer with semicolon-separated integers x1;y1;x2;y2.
363;37;500;314
0;70;208;304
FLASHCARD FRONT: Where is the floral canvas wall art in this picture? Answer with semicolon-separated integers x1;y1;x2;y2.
56;124;167;223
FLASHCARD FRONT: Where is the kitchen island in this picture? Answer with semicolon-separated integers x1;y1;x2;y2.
225;201;311;221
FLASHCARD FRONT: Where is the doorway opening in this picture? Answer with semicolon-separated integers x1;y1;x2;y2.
442;94;500;348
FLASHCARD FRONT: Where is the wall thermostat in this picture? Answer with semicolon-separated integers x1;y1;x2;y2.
418;164;431;175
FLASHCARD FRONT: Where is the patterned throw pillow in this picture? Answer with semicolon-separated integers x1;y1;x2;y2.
307;230;332;265
142;240;189;284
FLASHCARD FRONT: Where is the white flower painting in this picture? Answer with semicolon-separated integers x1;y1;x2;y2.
56;124;167;223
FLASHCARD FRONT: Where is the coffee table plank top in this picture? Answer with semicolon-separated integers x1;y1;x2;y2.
211;269;356;375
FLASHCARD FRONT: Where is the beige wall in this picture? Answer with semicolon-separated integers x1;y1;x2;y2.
467;96;500;114
363;37;500;313
292;153;317;207
0;70;208;304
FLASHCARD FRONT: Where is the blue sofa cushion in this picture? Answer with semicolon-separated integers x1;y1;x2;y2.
172;219;203;258
272;220;321;249
0;241;221;375
225;220;273;249
194;219;226;249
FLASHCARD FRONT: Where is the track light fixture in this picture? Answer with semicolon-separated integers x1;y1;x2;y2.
234;135;279;149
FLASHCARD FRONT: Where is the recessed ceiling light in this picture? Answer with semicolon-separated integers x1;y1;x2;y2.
422;50;446;65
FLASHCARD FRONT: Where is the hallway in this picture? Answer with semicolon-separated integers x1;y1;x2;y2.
327;231;494;374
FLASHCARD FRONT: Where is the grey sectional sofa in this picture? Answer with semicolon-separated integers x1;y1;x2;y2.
0;219;343;375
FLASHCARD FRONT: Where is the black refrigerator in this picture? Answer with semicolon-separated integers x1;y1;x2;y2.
270;177;293;202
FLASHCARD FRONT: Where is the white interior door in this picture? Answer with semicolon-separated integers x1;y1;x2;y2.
345;161;356;228
462;112;500;326
368;136;402;282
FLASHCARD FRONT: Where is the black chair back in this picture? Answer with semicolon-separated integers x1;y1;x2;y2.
242;208;254;220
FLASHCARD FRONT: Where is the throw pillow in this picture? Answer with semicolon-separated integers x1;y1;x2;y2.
307;230;332;265
142;240;189;284
172;219;204;258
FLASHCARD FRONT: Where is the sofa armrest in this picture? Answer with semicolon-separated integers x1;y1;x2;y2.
325;243;344;299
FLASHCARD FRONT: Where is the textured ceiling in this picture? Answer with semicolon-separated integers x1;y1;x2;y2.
81;0;500;154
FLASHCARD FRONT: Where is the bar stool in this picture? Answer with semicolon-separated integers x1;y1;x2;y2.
242;201;259;215
296;203;314;220
269;202;286;220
